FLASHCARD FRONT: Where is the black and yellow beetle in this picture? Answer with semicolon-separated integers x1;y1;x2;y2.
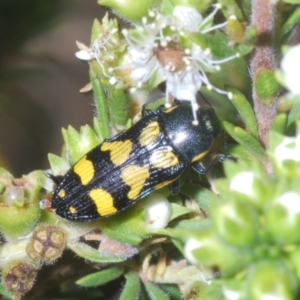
51;102;223;221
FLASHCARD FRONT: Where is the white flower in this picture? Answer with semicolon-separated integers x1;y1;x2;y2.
121;5;237;120
75;28;118;77
277;192;300;222
172;4;226;34
144;193;172;230
281;44;300;95
184;238;202;264
274;135;300;166
230;171;255;197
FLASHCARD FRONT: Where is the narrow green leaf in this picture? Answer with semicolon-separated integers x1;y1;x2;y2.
219;0;244;19
229;87;258;138
281;7;300;36
271;113;287;134
159;284;182;300
48;153;69;175
89;70;110;139
76;267;124;287
170;203;192;221
223;121;267;160
282;0;300;4
144;282;170;300
287;103;300;133
119;272;141;300
108;87;129;129
91;19;102;43
68;242;126;263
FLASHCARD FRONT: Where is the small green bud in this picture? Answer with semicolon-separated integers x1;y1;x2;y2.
246;260;298;300
0;171;42;239
211;198;259;247
265;191;300;244
226;16;245;44
184;229;250;276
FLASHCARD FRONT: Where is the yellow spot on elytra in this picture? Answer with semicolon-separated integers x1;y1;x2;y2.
150;150;179;168
164;106;177;114
73;155;94;185
101;140;133;166
121;165;150;200
69;206;77;214
58;189;66;198
139;121;160;146
191;150;209;163
89;189;117;216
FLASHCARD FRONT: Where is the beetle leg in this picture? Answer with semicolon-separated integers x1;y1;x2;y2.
169;180;180;195
142;105;155;117
192;155;237;174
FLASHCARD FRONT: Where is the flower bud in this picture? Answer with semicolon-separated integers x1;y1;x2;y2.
0;171;43;239
265;191;300;244
2;259;38;299
144;193;172;230
26;225;66;263
183;229;250;276
246;260;298;300
211;198;258;247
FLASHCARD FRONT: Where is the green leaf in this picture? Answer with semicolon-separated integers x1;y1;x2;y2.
0;283;13;299
144;282;170;300
219;0;244;19
91;19;102;43
281;7;300;37
76;267;124;287
229;87;258;138
254;69;280;104
180;185;219;211
159;284;182;300
108;87;129;129
170;203;192;221
119;272;141;300
98;200;150;245
282;0;300;4
48;153;70;175
287;103;300;133
90;70;110;139
68;242;126;263
271;113;287;134
172;218;211;231
160;0;174;15
223;121;267;161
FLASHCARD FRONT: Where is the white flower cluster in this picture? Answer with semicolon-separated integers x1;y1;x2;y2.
75;5;239;121
119;5;238;120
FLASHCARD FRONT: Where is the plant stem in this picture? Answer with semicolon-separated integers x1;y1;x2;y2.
250;0;278;173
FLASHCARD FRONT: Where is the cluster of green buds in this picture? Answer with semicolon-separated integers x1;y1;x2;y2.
150;127;300;299
0;170;67;299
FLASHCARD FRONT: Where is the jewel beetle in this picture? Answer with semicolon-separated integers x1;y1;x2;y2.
51;102;223;221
